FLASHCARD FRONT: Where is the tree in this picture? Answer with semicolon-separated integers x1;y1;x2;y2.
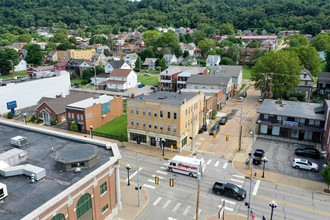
198;39;216;56
226;44;243;63
220;23;234;35
312;34;330;51
46;43;57;52
138;47;155;61
247;40;260;48
82;68;93;81
183;51;189;58
53;32;68;43
134;57;141;72
17;34;32;43
220;57;236;65
250;49;268;65
251;50;302;98
296;46;321;76
95;65;104;75
192;31;206;45
301;22;322;36
157;32;177;48
69;36;77;44
56;41;76;50
0;48;18;75
158;58;166;71
321;165;330;190
142;30;159;47
326;47;330;72
286;34;309;47
71;123;78;132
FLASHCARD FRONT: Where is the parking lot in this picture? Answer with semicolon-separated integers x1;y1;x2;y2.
253;138;325;182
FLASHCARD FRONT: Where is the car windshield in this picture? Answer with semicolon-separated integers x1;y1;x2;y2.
232;185;239;193
308;161;312;166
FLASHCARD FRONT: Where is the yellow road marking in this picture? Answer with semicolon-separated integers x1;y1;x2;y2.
253;195;330;217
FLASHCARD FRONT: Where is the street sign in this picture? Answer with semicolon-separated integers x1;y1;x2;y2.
6;101;17;109
155;137;160;142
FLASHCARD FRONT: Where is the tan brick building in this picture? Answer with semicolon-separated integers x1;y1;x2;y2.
66;95;123;132
57;49;96;63
127;91;204;152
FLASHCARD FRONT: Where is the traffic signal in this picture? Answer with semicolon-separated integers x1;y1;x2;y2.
226;135;229;141
155;176;159;185
170;178;174;187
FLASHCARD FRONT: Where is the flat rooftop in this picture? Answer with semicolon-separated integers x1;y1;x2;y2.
0;124;114;220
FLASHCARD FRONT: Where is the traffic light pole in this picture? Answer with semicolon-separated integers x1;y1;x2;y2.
137;152;141;207
247;125;256;220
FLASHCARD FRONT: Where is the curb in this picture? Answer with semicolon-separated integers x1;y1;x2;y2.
133;188;149;220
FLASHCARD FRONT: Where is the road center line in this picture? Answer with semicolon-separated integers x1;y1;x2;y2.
252;180;260;195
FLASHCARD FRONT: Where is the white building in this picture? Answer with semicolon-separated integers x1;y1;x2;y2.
105;69;137;91
14;59;28;72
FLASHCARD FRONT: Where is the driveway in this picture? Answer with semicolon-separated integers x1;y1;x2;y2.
253;138;325;182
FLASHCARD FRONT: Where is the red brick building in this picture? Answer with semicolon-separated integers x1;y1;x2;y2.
66;95;123;132
324;100;330;162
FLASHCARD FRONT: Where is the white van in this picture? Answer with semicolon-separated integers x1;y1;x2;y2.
167;155;206;177
0;183;8;200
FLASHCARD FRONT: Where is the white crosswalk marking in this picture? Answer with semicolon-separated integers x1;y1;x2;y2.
232;174;245;179
168;217;177;220
156;170;167;175
125;167;143;182
220;199;236;205
153;197;162;206
252;180;261;195
193;209;202;219
224;207;234;212
230;178;244;183
163;199;171;209
223;163;228;169
164;163;169;166
143;184;156;189
152;175;164;179
193;156;196;159
237;185;242;188
172;203;181;212
182;206;191;216
160;166;167;170
207;159;212;165
147;179;154;183
214;161;220;167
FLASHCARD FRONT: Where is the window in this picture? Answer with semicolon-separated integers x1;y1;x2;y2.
148;110;151;116
142;109;146;116
51;214;65;220
160;111;163;118
154;122;157;129
148;121;152;128
167;112;171;119
154;110;157;117
100;182;107;195
130;108;133;114
173;125;177;133
72;113;75;119
136;119;139;126
185;122;187;128
160;123;163;130
264;114;268;120
143;120;146;128
68;113;71;118
315;120;320;127
136;108;139;114
131;119;134;126
309;119;314;126
77;114;80;120
186;109;187;115
102;204;108;214
174;112;177;120
167;124;171;132
76;193;92;219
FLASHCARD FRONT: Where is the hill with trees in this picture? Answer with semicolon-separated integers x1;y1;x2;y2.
0;0;328;35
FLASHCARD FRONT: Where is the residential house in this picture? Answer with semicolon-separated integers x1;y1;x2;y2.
65;59;94;77
206;55;221;67
14;59;28;72
160;66;208;91
96;45;111;53
210;65;243;91
142;58;157;70
54;62;67;71
27;66;55;78
105;69;137;91
127;91;204;152
57;48;96;63
163;54;178;66
124;53;138;68
92;52;106;65
323;100;330;162
36;93;95;125
186;75;234;104
317;72;330;98
46;51;58;62
182;43;197;56
239;48;267;66
66;95;123;132
257;99;325;143
194;48;202;58
105;60;130;74
296;68;315;100
278;30;300;37
177;55;197;66
114;43;122;51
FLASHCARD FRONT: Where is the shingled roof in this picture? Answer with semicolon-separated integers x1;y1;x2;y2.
110;69;132;77
187;75;231;86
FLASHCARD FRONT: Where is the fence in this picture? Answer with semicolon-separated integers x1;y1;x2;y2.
87;131;127;142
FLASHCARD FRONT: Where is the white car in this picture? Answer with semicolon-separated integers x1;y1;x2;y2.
292;158;318;172
238;96;244;102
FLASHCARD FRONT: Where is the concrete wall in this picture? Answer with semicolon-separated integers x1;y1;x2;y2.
0;71;71;114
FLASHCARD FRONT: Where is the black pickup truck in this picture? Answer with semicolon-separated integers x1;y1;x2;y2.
212;182;247;201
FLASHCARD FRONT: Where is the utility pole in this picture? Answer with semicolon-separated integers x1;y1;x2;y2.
195;161;201;220
239;104;243;152
263;74;267;100
93;65;97;90
247;125;256;220
269;73;273;99
191;113;194;151
137;152;141;207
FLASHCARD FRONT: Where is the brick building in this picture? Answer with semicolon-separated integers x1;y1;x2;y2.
66;95;123;132
323;100;330;162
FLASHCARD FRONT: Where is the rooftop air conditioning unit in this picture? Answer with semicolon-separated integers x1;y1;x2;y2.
11;136;28;147
0;183;8;200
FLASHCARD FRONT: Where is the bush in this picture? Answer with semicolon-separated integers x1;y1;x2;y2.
81;79;89;85
288;97;297;101
36;118;43;123
26;117;32;122
212;110;217;119
31;114;37;122
51;119;57;125
7;112;13;119
71;123;78;132
133;68;140;72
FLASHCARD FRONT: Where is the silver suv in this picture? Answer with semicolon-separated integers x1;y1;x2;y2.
292;158;318;172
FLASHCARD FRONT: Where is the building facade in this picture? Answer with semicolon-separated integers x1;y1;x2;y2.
127;91;204;152
323;100;330;162
57;49;96;63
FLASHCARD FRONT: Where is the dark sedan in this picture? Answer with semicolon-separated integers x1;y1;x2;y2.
295;148;320;159
219;116;228;125
209;124;220;135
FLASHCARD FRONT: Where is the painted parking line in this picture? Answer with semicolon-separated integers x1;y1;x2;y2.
143;184;156;189
125;167;143;182
214;161;220;167
172;203;181;212
252;180;260;195
157;170;167;175
153;197;162;206
207;159;212;165
163;199;172;209
223;163;228;169
230;178;244;184
182;206;191;216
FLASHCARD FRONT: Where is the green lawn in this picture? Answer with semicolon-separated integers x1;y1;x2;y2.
94;114;127;138
138;76;159;85
0;71;28;79
137;69;160;75
242;66;252;80
71;78;85;84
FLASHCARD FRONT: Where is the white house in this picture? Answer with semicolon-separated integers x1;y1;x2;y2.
105;61;130;74
142;58;157;70
210;65;243;91
297;68;315;100
14;59;28;72
206;55;221;67
163;54;178;66
124;53;138;68
105;69;137;91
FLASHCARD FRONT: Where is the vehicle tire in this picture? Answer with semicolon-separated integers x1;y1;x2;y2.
294;166;299;169
169;168;173;172
237;196;243;201
311;168;317;172
189;173;193;177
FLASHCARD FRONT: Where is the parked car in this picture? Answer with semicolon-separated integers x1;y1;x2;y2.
249;149;265;165
258;96;264;102
238;96;244;102
292;158;318;172
212;182;246;201
198;125;207;134
219;116;228;125
241;91;247;98
209;124;220;135
295;148;320;159
138;83;145;88
144;73;151;76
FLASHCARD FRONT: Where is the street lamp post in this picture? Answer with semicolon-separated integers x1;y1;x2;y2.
23;113;27;125
161;138;165;156
262;157;268;178
89;125;93;139
269;200;277;220
125;164;131;186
